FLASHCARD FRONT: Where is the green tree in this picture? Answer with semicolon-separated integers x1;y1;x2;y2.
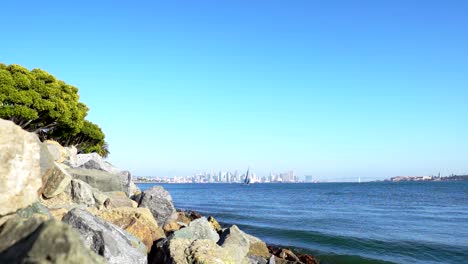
0;63;109;156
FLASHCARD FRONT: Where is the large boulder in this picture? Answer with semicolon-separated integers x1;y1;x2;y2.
62;208;147;264
243;232;270;258
152;238;236;264
66;152;119;173
0;216;106;263
171;217;220;243
218;225;251;263
106;191;135;208
67;168;128;193
0;119;42;216
137;185;177;226
42;162;72;198
96;207;166;252
44;140;67;163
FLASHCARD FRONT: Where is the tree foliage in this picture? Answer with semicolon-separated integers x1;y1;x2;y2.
0;63;109;157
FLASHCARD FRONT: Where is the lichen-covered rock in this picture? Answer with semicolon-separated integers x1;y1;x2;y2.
218;225;250;263
154;238;236;264
96;207;166;252
188;239;237;264
172;217;220;243
137;185;177;226
44;140;67;163
0;119;42;216
16;201;52;220
40;182;74;209
42;162;72;198
0;216;106;263
62;208;147;264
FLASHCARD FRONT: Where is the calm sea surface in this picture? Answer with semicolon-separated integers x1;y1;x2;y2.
137;181;468;264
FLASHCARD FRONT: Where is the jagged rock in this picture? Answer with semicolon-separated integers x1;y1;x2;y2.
218;225;250;263
67;168;128;193
49;208;70;220
66;153;119;173
298;254;319;264
92;188;110;209
40;182;74;209
63;208;147;264
42;162;72;198
188;239;237;264
278;249;300;262
208;216;222;232
242;232;270;258
96;207;166;252
129;180;142;196
44;140;67;163
177;212;192;225
71;179;95;206
0;119;42;216
154;238;236;264
138;186;177;226
16;201;52;220
249;255;269;264
172;217;220;242
0;216;106;263
64;145;78;164
106;191;135;208
272;256;302;264
163;221;182;233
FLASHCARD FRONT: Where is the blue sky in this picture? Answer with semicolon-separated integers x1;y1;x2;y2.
1;0;467;180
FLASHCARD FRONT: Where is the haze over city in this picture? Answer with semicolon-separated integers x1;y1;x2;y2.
2;0;467;180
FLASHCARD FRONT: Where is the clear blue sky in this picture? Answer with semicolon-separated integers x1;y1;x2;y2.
2;0;467;180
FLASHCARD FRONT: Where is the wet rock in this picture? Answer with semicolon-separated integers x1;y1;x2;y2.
208;216;222;232
0;215;106;263
138;186;177;226
298;254;320;264
96;207;165;252
0;119;42;216
279;249;300;262
218;225;250;263
62;208;147;264
171;217;220;242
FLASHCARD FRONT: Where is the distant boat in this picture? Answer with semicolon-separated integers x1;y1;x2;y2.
358;177;361;183
244;168;251;185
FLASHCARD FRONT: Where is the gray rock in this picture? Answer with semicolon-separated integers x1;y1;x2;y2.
66;153;120;173
0;215;106;263
249;255;269;264
44;140;67;163
0;119;42;216
105;191;135;208
172;217;220;243
218;225;250;263
138;185;177;226
71;179;96;206
67;168;127;193
62;208;147;264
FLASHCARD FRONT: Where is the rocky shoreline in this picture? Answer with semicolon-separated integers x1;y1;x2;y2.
0;118;318;264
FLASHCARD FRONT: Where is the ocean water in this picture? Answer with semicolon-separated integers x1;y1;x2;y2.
137;181;468;264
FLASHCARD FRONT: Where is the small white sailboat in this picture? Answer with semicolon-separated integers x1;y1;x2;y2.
358;176;361;183
244;168;252;185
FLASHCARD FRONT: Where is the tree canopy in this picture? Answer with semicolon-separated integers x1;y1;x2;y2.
0;63;109;157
